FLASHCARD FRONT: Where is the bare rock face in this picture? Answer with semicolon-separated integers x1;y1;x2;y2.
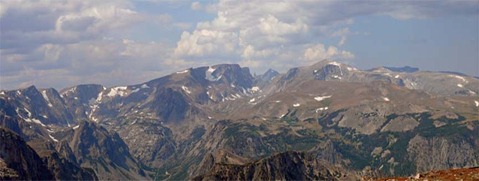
0;128;53;180
69;121;148;180
407;135;479;173
193;151;360;181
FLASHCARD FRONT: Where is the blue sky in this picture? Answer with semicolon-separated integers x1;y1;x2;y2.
0;0;478;90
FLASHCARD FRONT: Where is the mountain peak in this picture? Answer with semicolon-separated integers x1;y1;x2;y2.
383;66;419;73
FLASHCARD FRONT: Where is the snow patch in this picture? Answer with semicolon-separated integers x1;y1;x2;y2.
275;100;281;103
25;118;46;127
40;90;53;107
24;108;32;117
383;97;390;102
394;75;400;79
457;84;463;88
107;86;128;97
96;91;104;102
332;75;342;79
249;98;256;103
207;66;216;73
141;84;150;89
63;87;76;95
315;107;329;113
131;88;140;93
293;103;300;107
181;86;191;94
131;120;137;125
449;75;468;83
73;125;80;130
475;100;479;107
328;61;341;66
49;134;58;142
176;69;189;74
314;95;331;101
251;86;260;92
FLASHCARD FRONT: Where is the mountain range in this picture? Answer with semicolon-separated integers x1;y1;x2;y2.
1;60;478;180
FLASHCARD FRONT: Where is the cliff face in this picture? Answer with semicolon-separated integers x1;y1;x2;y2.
69;121;147;180
407;135;479;173
0;128;53;180
193;151;360;181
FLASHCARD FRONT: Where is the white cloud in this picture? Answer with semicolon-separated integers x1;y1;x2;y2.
304;44;354;62
191;2;202;10
1;0;477;89
173;0;355;72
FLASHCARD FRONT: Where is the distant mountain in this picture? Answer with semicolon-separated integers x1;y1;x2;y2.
1;60;478;180
383;66;419;73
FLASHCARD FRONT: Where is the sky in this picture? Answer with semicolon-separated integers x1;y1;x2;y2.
1;0;478;90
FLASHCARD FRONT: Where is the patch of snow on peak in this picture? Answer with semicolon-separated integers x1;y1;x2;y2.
316;107;329;113
41;90;53;107
176;69;189;74
293;103;300;107
251;86;260;92
449;75;467;83
107;86;128;97
314;95;331;101
329;61;341;66
24;108;32;117
249;98;256;103
457;84;464;88
49;134;58;142
313;70;318;73
24;118;46;127
395;75;400;79
96;91;104;102
332;75;342;79
181;86;191;94
63;87;76;95
207;66;216;73
383;97;390;102
141;84;150;89
73;125;80;129
475;100;479;107
275;100;281;103
132;88;140;93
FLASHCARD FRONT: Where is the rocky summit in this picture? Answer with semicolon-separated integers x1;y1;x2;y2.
1;60;478;180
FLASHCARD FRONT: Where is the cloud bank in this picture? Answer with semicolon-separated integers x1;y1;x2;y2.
0;0;477;89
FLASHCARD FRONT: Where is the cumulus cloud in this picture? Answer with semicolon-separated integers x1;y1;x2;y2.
0;0;174;89
173;0;356;72
1;0;477;89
